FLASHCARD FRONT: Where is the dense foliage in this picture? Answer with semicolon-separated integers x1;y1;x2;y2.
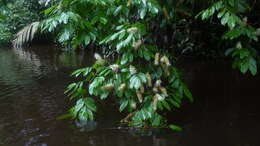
0;0;44;45
51;0;194;129
196;0;260;75
1;0;260;130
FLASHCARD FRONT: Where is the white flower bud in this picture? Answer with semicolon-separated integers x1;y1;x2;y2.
243;17;248;23
159;87;168;97
155;80;162;88
94;53;106;65
133;40;142;50
95;59;106;65
101;83;114;91
146;73;152;87
153;87;159;93
131;102;136;109
94;53;103;61
155;93;165;101
236;42;242;49
164;56;171;66
240;17;247;27
110;64;120;72
255;28;260;36
160;56;171;66
154;53;160;66
127;27;138;33
162;64;170;76
153;95;158;111
118;83;126;92
160;56;165;64
127;0;132;7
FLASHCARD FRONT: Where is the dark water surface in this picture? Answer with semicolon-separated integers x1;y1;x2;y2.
0;46;259;146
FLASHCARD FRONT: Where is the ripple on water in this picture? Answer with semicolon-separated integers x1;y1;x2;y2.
0;47;259;146
0;47;73;145
0;85;22;98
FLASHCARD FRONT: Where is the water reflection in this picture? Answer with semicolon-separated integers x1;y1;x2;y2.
0;46;91;146
0;46;259;146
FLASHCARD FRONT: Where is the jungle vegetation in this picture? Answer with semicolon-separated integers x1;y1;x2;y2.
1;0;260;130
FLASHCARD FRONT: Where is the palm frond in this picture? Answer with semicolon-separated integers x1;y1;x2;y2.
13;21;40;48
39;0;52;6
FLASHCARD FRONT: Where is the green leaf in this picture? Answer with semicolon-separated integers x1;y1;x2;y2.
169;99;181;108
78;106;88;120
217;10;226;18
109;31;120;41
161;101;171;111
143;49;153;61
182;84;193;102
137;73;147;83
221;13;230;26
84;35;91;45
89;77;105;95
84;98;96;112
114;5;123;15
240;62;248;74
228;0;235;7
129;75;141;89
169;124;182;131
71;69;83;77
99;68;111;76
100;92;109;99
86;109;94;120
123;33;134;45
59;31;70;42
225;48;235;56
249;57;257;76
59;12;69;24
151;114;162;127
65;82;77;93
119;100;128;112
121;53;129;65
57;113;74;120
75;99;85;113
83;67;93;76
140;8;147;19
100;17;108;24
140;110;147;120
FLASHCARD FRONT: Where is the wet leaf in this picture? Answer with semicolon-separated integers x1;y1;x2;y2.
169;124;182;131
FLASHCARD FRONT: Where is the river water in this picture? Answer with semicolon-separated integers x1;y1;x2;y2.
0;46;259;146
